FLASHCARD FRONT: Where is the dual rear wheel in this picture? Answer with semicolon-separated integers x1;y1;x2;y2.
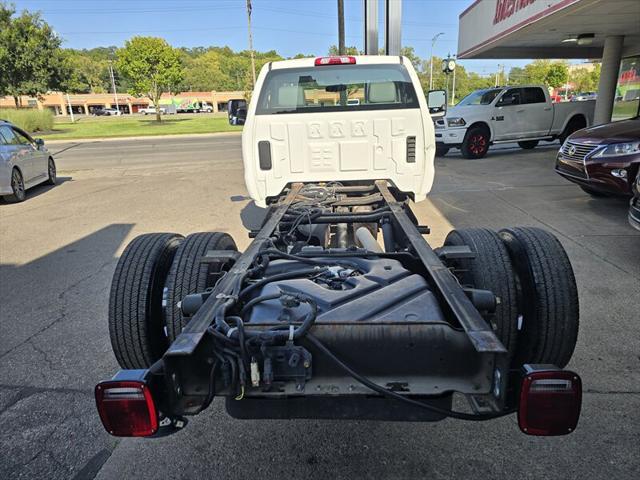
108;226;580;371
108;231;237;369
444;226;579;368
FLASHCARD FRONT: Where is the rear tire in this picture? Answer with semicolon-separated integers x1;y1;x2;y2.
461;126;490;159
164;232;238;341
45;157;57;185
518;140;539;149
444;228;518;356
109;233;184;369
435;145;450;157
4;168;26;203
499;227;579;368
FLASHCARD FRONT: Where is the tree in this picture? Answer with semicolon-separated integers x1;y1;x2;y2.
0;3;64;106
116;37;183;122
572;64;601;92
328;45;361;55
59;50;109;93
545;62;568;89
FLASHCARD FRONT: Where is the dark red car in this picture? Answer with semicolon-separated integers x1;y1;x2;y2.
555;116;640;197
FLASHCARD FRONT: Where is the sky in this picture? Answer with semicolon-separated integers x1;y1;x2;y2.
13;0;532;76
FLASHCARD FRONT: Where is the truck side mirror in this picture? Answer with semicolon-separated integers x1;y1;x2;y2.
236;108;247;126
427;90;447;117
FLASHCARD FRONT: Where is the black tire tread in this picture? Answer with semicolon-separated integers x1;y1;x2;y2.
109;233;183;369
444;228;518;356
499;227;579;368
165;232;237;341
45;158;56;185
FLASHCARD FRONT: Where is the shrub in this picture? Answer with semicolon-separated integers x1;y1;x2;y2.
0;108;54;133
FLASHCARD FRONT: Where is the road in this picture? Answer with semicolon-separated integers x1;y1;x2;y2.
1;134;638;479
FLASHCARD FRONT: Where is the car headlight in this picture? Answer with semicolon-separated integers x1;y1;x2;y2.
594;141;640;157
446;117;466;127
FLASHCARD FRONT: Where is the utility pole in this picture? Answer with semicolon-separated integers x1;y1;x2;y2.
109;62;119;112
246;0;256;87
337;0;345;55
65;93;75;123
429;32;444;90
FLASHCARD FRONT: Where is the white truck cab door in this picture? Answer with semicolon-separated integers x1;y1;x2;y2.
520;87;553;137
492;88;522;141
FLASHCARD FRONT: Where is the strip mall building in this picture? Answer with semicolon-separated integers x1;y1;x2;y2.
0;91;245;116
458;0;640;123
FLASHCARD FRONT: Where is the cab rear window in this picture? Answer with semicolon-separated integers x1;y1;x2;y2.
256;64;419;114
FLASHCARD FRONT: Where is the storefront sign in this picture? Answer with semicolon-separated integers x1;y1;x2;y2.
493;0;537;25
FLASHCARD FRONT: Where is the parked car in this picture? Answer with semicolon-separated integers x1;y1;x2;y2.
435;85;595;158
93;108;122;116
139;106;166;115
555;116;640;197
629;173;640;230
0;120;56;202
572;92;597;102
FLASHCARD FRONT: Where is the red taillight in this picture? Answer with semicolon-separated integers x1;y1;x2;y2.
95;380;158;437
314;56;356;66
518;369;582;436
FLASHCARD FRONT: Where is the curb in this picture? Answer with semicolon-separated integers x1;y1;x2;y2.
42;130;242;145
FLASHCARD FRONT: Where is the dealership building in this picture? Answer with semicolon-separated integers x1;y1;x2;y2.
458;0;640;123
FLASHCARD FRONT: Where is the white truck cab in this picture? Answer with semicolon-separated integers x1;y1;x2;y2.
241;55;439;207
435;85;595;158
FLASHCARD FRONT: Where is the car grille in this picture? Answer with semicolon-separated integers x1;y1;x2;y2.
559;141;599;162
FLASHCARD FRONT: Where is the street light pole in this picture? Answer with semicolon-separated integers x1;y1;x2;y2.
451;57;456;105
429;32;444;90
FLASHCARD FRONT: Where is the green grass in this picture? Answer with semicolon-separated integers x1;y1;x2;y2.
40;114;242;140
612;100;639;121
0;108;54;132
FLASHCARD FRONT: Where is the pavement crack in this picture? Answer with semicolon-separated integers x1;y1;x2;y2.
0;260;113;360
29;339;58;372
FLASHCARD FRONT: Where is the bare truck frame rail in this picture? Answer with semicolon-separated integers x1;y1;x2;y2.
96;181;582;438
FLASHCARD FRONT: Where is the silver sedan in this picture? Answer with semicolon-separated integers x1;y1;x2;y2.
0;120;56;202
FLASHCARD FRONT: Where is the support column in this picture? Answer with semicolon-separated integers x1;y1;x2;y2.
212;91;219;113
594;35;624;125
84;103;90;115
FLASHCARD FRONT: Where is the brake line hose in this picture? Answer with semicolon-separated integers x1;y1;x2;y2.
305;333;515;422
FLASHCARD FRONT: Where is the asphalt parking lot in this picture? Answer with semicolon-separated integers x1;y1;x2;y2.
1;134;638;479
